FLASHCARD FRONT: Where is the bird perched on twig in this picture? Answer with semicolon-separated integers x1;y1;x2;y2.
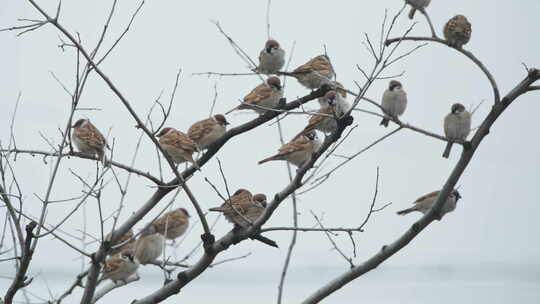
444;15;472;48
406;0;431;19
134;225;164;265
99;249;139;285
291;55;335;90
188;114;229;150
258;131;321;167
318;81;350;113
71;118;109;166
380;80;407;127
105;229;135;256
396;189;462;219
156;127;199;169
226;77;283;115
296;91;343;139
443;103;471;158
152;208;190;241
256;39;285;75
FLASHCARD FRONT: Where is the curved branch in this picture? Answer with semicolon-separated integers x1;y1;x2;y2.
385;36;501;103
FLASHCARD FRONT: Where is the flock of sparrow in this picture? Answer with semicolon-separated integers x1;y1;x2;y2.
71;0;471;285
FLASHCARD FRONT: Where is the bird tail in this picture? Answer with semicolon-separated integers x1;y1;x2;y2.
408;8;417;19
379;117;389;127
208;207;225;212
250;234;279;248
258;154;280;165
396;207;416;215
442;142;453;159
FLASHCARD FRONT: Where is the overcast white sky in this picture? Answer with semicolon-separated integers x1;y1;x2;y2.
1;0;540;303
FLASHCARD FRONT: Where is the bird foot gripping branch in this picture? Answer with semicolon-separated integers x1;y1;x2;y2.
201;233;216;253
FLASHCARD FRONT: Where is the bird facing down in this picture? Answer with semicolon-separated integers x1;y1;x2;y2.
380;80;407;127
318;81;350;113
444;15;472;48
296;90;343;139
105;229;135;256
156;127;199;169
209;189;267;228
152;208;190;240
227;77;283;115
71;118;109;166
99;249;139;284
134;225;164;265
292;55;335;90
256;39;285;74
406;0;431;19
188;114;229;150
443;103;471;158
396;189;462;219
258;131;322;167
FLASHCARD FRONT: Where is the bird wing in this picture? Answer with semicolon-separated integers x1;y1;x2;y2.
75;123;106;150
243;84;274;105
188;118;215;142
103;256;124;276
277;137;310;156
160;130;197;153
414;190;439;205
153;209;188;233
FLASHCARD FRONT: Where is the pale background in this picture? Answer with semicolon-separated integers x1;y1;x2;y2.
1;0;539;303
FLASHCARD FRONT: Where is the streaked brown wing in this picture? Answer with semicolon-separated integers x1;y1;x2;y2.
188;118;214;142
75;123;106;150
154;209;188;232
161;131;197;153
414;191;440;204
243;84;273;105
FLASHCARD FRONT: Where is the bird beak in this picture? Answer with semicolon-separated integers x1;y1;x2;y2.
224;121;230;126
266;47;272;53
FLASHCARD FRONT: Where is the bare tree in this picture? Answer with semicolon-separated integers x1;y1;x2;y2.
1;1;539;303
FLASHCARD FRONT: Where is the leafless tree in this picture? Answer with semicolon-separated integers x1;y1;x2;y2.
1;1;539;304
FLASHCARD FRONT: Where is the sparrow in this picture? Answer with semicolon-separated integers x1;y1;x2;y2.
443;103;471;158
152;208;190;241
380;80;407;127
156;127;199;169
318;81;350;113
71;118;109;165
134;224;164;265
296;91;343;139
105;229;135;256
258;130;321;167
209;189;267;228
396;189;462;219
256;39;285;75
187;114;229;150
406;0;431;19
444;15;472;48
292;55;335;90
99;249;139;284
227;77;283;115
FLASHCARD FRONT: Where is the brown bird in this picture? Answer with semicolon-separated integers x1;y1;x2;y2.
187;114;229;150
105;229;135;256
156;127;199;169
226;77;283;115
72;118;109;166
292;55;335;90
444;15;472;48
258;131;321;167
99;249;139;284
134;225;164;265
209;190;267;228
397;189;462;219
406;0;431;20
318;81;349;112
256;39;286;75
152;208;190;241
296;90;343;139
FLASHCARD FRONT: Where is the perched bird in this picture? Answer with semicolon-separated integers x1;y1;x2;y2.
443;103;471;158
396;189;462;219
105;229;135;256
187;114;229;150
444;15;472;48
99;249;139;284
296;91;343;138
256;39;285;75
209;189;267;228
258;131;321;167
292;55;335;90
71;118;109;165
134;225;164;265
380;80;408;127
152;208;190;241
156;127;199;169
406;0;431;19
226;77;283;115
318;81;350;113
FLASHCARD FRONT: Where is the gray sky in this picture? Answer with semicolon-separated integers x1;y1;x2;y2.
1;0;540;303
